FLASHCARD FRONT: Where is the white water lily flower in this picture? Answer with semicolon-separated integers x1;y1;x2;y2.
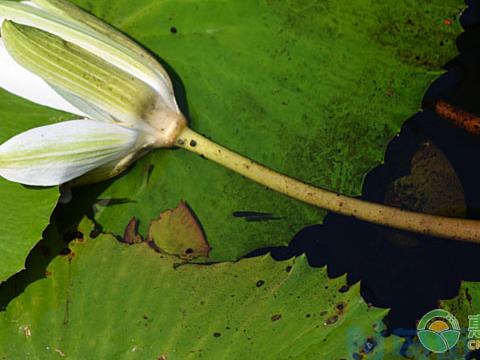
0;0;186;186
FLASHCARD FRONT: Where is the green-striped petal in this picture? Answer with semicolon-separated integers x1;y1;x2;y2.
31;0;173;89
0;119;143;186
0;36;86;115
0;0;177;110
2;20;162;128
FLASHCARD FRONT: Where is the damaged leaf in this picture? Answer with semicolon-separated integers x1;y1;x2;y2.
123;217;143;244
0;218;390;359
147;201;209;260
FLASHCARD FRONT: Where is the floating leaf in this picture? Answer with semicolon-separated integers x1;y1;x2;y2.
0;218;389;359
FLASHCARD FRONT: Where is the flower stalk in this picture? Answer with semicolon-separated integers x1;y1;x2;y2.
176;127;480;243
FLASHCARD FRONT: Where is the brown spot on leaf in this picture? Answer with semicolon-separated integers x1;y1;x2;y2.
335;301;347;315
67;251;75;263
256;280;265;287
324;315;339;325
271;314;282;322
147;202;210;260
123;217;144;244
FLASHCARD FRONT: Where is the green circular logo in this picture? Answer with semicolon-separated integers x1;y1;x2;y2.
417;309;461;353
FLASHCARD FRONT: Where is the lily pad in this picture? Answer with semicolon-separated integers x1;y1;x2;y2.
0;92;69;282
0;218;389;359
68;0;464;261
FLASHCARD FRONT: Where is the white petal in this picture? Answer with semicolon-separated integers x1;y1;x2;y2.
0;39;86;115
21;1;40;8
0;2;178;111
0;119;141;186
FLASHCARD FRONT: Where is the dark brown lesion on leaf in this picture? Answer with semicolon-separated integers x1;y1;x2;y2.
122;217;144;245
335;301;347;315
271;314;282;322
324;315;338;325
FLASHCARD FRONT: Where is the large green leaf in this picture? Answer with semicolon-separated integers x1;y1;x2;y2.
68;0;464;261
0;93;69;282
0;218;390;359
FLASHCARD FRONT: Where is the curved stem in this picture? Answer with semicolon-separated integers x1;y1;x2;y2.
176;127;480;243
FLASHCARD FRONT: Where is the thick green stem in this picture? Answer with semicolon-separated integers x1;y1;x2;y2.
176;127;480;243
